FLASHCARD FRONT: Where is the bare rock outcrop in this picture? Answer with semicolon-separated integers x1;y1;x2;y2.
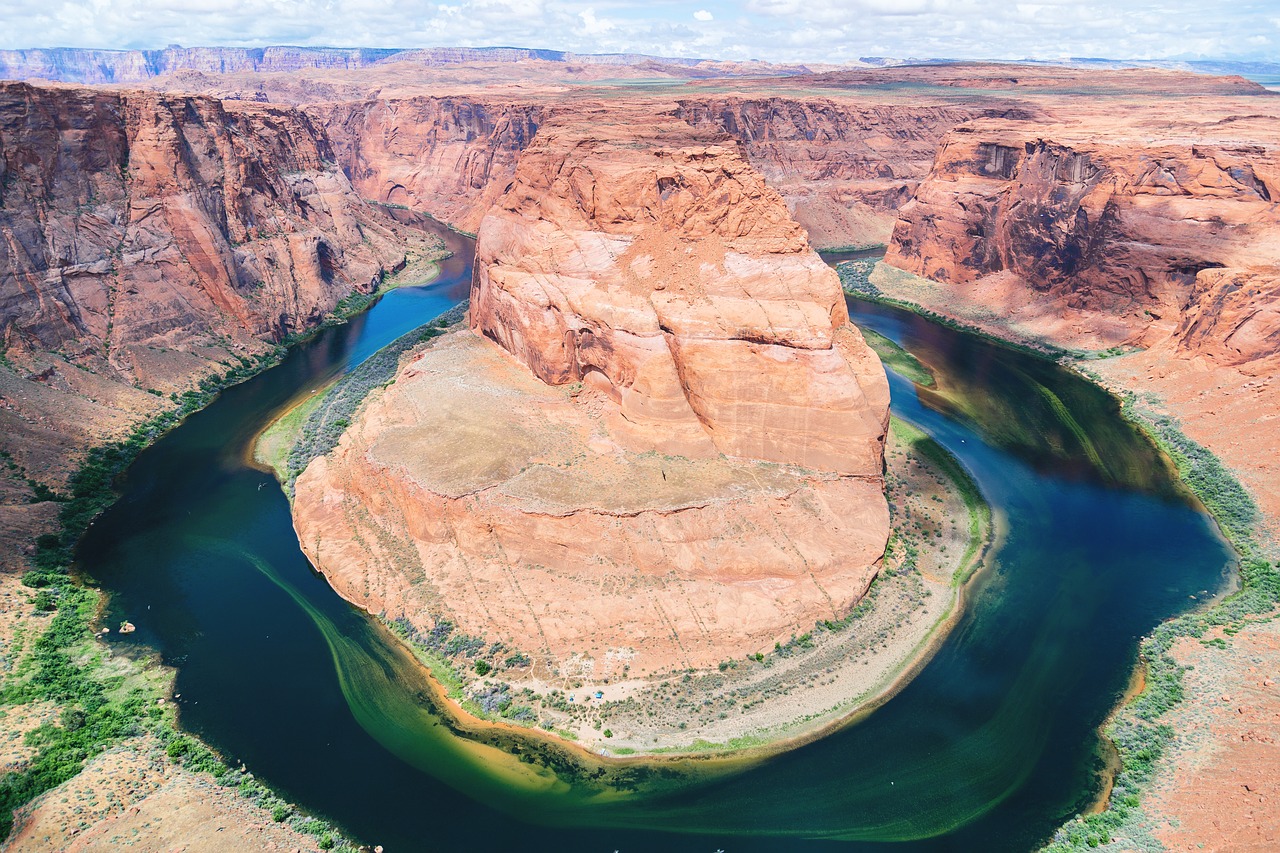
294;110;891;680
673;97;1021;248
471;110;890;474
0;81;427;557
886;113;1280;353
320;97;543;235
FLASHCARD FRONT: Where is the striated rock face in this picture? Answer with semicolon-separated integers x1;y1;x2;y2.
673;97;1023;248
1174;266;1280;369
294;110;890;678
294;333;889;676
320;97;543;235
0;81;426;558
0;82;418;385
886;116;1280;352
470;111;890;474
875;100;1280;533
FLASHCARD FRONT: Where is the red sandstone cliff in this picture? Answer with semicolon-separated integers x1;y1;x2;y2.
320;97;543;235
471;110;890;473
293;110;891;681
886;113;1280;353
0;81;428;564
878;101;1280;528
673;97;1028;248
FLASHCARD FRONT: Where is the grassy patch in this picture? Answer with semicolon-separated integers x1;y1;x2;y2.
890;417;991;582
254;388;330;482
859;327;935;387
0;271;447;846
840;261;1075;360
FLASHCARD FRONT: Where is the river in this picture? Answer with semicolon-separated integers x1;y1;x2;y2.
76;219;1230;852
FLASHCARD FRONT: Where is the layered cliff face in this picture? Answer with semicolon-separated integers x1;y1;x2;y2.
878;104;1280;524
673;97;1021;248
886;115;1280;352
294;111;890;681
320;97;543;235
471;111;890;473
314;94;1009;249
0;81;427;562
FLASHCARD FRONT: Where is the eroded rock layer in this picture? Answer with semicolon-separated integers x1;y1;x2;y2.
879;103;1280;515
0;81;426;563
471;110;890;475
886;113;1280;354
294;333;889;675
672;97;1026;248
295;112;891;676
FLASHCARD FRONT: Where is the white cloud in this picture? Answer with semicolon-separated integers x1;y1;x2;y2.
579;7;613;35
0;0;1272;63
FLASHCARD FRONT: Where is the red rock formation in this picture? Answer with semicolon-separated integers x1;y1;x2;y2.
886;114;1280;351
0;81;426;556
293;109;891;681
321;97;543;235
470;110;890;474
673;97;1020;247
1174;266;1280;369
294;333;889;677
1;82;414;373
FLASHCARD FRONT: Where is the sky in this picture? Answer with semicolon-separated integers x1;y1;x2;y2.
1;0;1277;64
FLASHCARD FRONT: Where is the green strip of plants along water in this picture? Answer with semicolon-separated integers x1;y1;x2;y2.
0;268;452;844
890;417;991;582
276;300;469;494
837;259;1074;360
1044;398;1279;850
859;326;935;387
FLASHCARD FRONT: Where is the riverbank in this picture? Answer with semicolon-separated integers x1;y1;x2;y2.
0;243;450;848
259;311;994;760
846;258;1280;852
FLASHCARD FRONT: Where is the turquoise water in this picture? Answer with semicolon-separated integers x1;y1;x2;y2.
77;224;1231;851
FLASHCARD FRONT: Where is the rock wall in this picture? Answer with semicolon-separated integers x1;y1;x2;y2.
315;94;1010;249
0;81;423;559
673;97;1019;247
294;110;891;679
319;97;544;235
470;109;890;475
886;117;1280;353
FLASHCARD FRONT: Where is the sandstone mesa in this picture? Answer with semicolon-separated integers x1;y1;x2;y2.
293;110;892;679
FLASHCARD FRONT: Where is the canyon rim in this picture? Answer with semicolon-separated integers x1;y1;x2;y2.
0;37;1277;853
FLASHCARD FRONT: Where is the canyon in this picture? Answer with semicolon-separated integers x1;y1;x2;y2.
1;52;1278;851
0;80;445;568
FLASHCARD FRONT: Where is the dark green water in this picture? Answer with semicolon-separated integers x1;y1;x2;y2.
77;223;1230;852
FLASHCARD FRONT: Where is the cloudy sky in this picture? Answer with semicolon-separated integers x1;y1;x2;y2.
1;0;1276;63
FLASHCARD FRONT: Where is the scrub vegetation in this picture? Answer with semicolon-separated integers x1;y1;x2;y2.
1;468;364;849
1043;396;1280;851
838;260;1074;359
0;260;451;845
280;301;469;492
858;326;935;387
